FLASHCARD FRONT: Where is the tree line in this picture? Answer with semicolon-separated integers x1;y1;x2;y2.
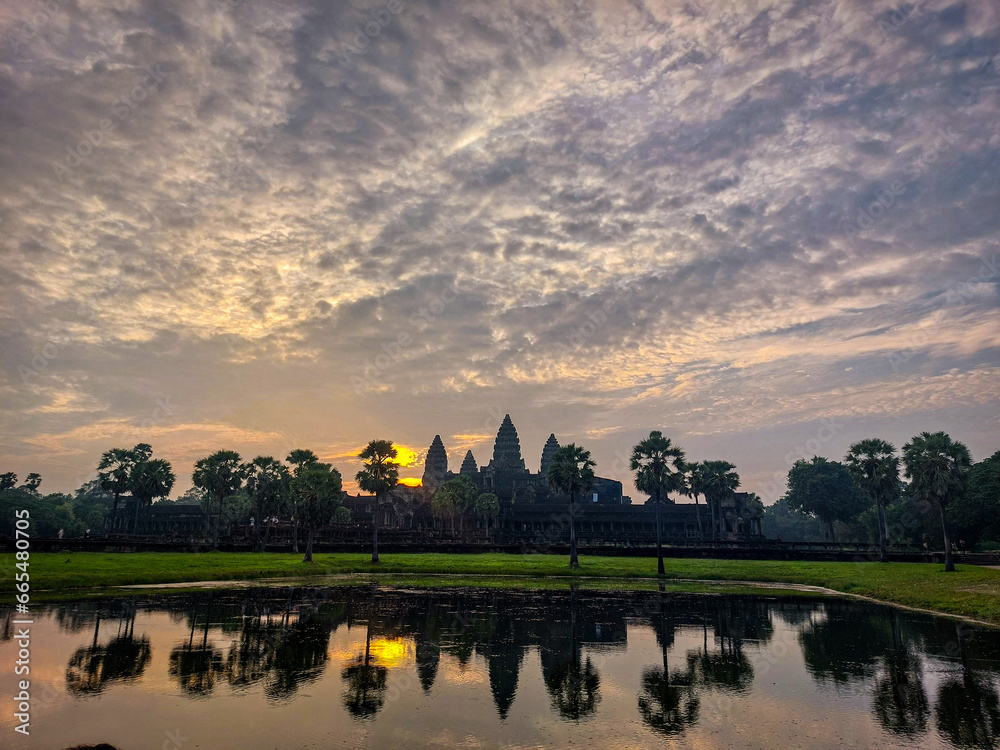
768;432;999;572
2;428;996;575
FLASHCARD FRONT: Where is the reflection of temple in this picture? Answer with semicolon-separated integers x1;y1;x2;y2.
347;414;763;542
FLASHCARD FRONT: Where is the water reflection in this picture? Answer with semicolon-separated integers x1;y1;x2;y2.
168;597;223;695
3;586;998;749
935;624;1000;748
65;604;151;694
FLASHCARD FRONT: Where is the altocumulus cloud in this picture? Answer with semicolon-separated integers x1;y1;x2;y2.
0;0;997;495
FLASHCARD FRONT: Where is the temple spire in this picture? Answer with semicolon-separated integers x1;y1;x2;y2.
491;414;526;472
421;435;448;491
540;433;560;477
460;450;478;475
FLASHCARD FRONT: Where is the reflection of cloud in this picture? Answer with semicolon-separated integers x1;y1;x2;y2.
0;0;997;495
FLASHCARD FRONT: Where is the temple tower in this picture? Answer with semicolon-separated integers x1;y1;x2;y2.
539;433;560;478
460;450;478;476
490;414;526;472
421;435;449;491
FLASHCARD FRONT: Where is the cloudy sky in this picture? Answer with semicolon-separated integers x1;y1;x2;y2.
1;0;997;500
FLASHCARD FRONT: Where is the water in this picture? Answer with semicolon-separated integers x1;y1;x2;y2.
2;585;999;749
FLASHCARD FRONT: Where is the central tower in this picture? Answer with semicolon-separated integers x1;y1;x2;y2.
490;414;527;472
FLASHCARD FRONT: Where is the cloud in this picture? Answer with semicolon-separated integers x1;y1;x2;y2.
0;0;997;497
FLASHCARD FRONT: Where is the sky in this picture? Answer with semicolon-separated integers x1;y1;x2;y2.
0;0;997;501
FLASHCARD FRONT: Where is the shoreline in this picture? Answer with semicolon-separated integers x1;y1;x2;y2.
6;551;1000;627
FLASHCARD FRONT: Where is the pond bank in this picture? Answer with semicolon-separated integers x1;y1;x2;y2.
7;551;1000;625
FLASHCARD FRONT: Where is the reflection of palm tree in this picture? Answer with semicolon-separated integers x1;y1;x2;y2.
638;589;698;735
935;624;1000;748
872;614;929;738
637;663;699;736
873;649;929;737
936;673;1000;748
541;587;601;721
226;615;281;688
267;610;334;699
545;655;600;720
66;609;151;695
169;600;223;695
341;619;388;718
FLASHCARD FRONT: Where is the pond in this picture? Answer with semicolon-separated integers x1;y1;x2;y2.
2;585;998;749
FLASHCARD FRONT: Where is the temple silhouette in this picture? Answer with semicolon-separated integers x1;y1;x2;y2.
348;414;763;543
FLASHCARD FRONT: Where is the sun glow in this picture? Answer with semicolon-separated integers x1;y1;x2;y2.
398;477;422;487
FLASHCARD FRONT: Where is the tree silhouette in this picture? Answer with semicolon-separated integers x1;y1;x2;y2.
293;461;342;562
631;432;685;574
243;456;289;552
845;438;900;562
700;460;741;541
192;450;243;548
341;618;388;718
903;431;972;572
547;444;595;568
355;440;399;563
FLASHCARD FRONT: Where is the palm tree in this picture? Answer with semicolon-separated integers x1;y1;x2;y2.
547;444;595;568
845;438;900;563
630;432;685;575
244;456;290;552
0;472;16;492
129;456;175;533
98;446;139;533
286;449;320;553
293;461;343;563
355;440;400;563
475;492;500;540
683;461;705;540
903;431;971;572
192;450;244;549
700;460;740;542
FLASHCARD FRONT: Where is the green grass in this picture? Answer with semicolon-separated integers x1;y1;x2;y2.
5;551;1000;625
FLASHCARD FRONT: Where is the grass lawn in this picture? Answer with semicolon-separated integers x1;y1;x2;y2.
5;551;1000;625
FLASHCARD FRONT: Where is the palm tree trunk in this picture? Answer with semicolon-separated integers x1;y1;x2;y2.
694;494;704;539
938;502;955;572
292;518;299;553
371;494;380;563
303;527;314;563
569;488;579;568
877;500;888;563
254;505;261;552
109;493;120;533
709;497;717;542
133;497;142;534
214;493;221;550
655;493;664;575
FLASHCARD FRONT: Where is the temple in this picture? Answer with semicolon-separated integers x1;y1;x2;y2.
350;413;763;543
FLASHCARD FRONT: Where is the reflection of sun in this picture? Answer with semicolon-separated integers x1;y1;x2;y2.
367;638;408;667
398;477;422;487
